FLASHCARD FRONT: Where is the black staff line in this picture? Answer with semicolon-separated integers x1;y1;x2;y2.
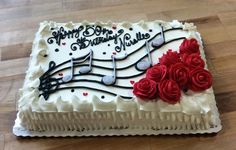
40;86;133;99
47;79;133;90
41;27;183;80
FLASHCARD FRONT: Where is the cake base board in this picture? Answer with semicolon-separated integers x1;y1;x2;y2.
13;114;222;137
12;119;222;137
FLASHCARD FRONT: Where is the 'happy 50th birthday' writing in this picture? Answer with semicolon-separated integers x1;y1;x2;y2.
47;25;150;52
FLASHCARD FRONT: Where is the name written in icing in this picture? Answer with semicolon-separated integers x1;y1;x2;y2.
47;25;150;52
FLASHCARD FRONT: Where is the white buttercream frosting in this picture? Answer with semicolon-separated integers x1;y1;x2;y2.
116;96;137;112
17;20;219;132
39;96;57;112
158;99;182;112
170;20;182;28
72;95;93;112
183;22;197;31
65;22;74;29
138;98;159;111
138;20;148;29
121;22;132;28
56;96;73;112
92;95;116;111
36;48;48;64
27;65;44;80
26;78;40;88
39;24;51;37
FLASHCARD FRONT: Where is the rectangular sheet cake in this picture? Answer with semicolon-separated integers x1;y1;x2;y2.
13;20;221;136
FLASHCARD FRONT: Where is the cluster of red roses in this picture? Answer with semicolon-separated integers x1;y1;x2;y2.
133;38;212;104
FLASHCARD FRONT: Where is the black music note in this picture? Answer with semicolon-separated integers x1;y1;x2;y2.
79;49;93;74
62;50;94;83
101;55;116;85
136;41;152;71
101;52;127;85
62;57;74;82
152;25;165;47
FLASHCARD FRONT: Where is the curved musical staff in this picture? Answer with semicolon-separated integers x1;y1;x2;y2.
49;79;133;89
42;27;183;77
39;27;186;100
45;37;185;79
40;86;133;99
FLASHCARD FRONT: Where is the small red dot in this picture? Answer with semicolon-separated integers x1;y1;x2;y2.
130;80;135;85
58;73;63;76
83;92;88;96
112;25;117;30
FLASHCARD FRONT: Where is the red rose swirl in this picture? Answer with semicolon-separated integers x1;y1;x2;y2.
133;78;158;100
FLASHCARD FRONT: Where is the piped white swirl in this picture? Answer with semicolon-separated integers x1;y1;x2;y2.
38;96;57;112
72;95;92;112
27;65;44;80
92;95;116;111
56;96;73;112
65;22;74;29
116;96;137;112
138;98;159;111
183;22;197;31
170;20;183;28
158;99;181;112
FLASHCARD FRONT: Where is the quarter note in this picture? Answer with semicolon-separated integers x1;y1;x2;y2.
62;57;74;82
79;49;93;74
152;25;165;48
136;41;152;71
102;55;116;85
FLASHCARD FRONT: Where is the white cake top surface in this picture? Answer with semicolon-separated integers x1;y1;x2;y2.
18;20;213;114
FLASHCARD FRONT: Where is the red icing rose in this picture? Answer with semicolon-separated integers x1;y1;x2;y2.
159;49;181;67
146;64;167;83
169;62;189;89
158;79;181;104
133;78;158;100
182;53;205;69
188;67;212;91
179;38;200;55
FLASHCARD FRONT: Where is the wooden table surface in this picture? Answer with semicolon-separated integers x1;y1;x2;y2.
1;0;236;149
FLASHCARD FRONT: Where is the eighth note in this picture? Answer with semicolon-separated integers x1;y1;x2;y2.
62;57;74;82
102;55;116;85
79;49;93;74
136;41;152;71
152;25;165;48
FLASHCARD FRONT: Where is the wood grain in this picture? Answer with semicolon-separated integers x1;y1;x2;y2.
0;0;236;149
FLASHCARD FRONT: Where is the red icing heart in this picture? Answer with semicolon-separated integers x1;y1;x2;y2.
130;80;135;85
83;92;88;96
58;73;63;76
112;25;117;30
62;42;66;45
